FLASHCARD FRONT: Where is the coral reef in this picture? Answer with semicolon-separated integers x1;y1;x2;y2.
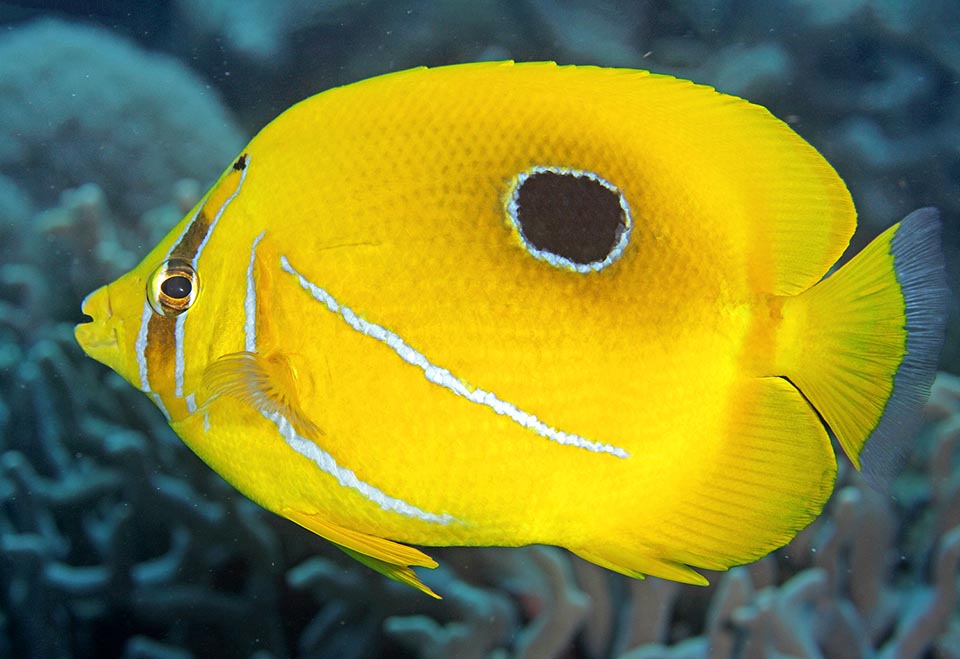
0;18;245;220
0;2;958;658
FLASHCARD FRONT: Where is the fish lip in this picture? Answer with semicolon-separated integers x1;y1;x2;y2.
80;286;112;321
75;286;119;351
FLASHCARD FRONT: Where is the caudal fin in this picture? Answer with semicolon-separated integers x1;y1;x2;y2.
778;208;948;490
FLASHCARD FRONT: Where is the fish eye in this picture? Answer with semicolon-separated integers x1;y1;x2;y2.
147;259;199;317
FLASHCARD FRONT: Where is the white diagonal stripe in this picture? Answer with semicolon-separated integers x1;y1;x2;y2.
192;161;249;270
279;255;629;459
265;410;454;523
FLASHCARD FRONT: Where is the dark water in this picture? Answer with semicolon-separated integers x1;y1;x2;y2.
1;1;958;657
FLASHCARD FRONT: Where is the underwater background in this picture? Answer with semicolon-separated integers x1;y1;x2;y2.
1;0;958;657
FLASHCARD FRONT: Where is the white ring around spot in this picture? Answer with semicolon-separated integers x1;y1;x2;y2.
505;165;632;273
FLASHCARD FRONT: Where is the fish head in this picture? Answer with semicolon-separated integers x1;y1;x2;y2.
75;154;261;420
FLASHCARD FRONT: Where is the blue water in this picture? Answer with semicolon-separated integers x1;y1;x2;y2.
1;1;958;657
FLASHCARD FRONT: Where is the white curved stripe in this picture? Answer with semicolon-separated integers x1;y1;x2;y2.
135;296;171;426
279;256;629;459
244;232;266;353
136;300;153;392
192;161;249;269
265;410;454;523
137;203;202;406
150;393;171;421
174;315;186;398
162;205;203;399
171;161;249;405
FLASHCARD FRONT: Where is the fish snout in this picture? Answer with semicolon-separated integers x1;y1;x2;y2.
75;285;119;357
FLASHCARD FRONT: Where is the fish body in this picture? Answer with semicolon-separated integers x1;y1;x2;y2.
76;62;947;596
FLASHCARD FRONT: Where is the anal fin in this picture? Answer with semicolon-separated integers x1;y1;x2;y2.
570;547;708;586
570;377;836;585
283;507;440;599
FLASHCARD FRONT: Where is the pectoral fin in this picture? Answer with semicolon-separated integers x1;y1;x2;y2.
203;351;322;438
282;507;441;599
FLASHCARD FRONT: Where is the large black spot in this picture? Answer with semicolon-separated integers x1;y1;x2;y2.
512;170;627;266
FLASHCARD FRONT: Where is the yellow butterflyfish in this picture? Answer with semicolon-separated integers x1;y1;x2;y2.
75;62;947;598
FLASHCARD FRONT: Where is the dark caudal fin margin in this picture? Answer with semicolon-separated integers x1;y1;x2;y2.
860;208;948;490
781;208;947;493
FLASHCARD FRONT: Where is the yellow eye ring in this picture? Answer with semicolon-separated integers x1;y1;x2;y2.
147;259;199;317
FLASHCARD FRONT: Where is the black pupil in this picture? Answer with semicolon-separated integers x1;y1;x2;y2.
161;275;192;299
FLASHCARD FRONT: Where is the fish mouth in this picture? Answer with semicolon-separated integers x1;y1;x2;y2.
75;286;119;354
